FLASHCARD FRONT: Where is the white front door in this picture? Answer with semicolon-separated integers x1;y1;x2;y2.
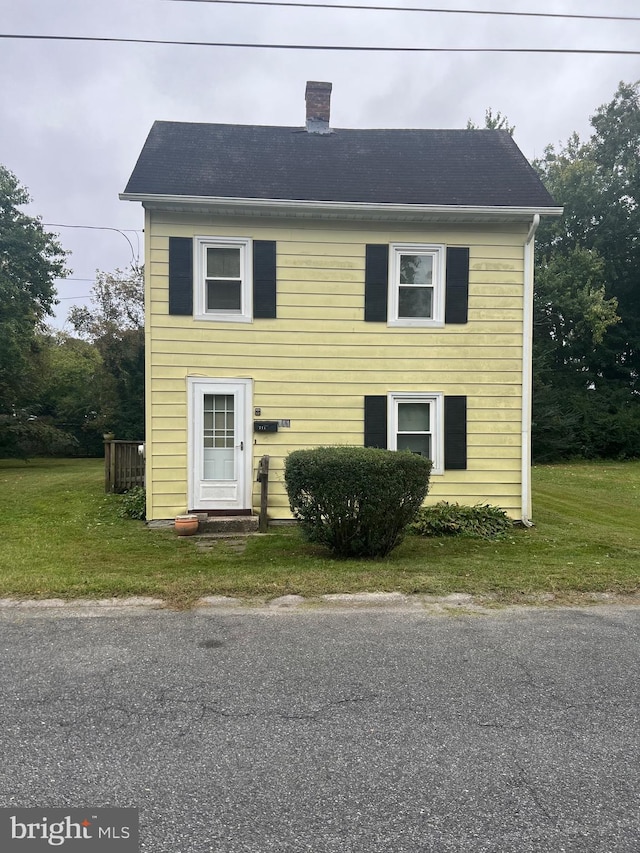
188;378;252;511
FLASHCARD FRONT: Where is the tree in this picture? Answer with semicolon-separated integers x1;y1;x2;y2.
68;265;145;440
0;166;77;458
534;246;619;382
532;81;640;459
68;263;144;339
31;332;107;456
467;108;515;135
0;165;69;408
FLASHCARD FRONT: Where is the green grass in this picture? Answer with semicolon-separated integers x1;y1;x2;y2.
0;457;638;606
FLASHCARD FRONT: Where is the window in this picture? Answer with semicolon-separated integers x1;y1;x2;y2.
203;393;235;480
388;244;445;327
194;237;252;323
388;392;444;473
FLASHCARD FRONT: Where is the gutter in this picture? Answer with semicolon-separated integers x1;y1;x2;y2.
521;214;540;527
119;192;563;223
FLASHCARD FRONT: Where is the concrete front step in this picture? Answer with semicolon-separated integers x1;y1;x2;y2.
195;514;259;535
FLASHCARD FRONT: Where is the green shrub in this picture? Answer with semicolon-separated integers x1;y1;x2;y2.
284;446;432;558
118;486;146;520
0;412;79;459
410;502;512;538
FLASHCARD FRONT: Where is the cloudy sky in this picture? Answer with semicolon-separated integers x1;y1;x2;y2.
1;0;639;328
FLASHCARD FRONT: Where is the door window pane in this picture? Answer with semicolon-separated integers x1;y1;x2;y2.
203;449;235;479
203;394;236;479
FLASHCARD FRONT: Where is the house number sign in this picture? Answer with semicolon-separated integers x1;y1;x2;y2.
254;421;279;433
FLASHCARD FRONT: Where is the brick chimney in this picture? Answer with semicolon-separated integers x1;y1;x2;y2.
305;81;332;134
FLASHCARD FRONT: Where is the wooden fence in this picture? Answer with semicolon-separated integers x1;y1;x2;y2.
104;439;145;493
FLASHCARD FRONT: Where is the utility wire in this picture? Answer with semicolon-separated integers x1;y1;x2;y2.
164;0;640;24
43;223;142;236
2;34;639;55
42;222;141;264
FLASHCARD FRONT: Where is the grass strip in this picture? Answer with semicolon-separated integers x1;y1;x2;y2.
0;457;638;606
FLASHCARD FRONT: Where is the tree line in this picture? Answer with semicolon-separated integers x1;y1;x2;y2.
0;165;144;457
532;81;640;459
1;80;639;460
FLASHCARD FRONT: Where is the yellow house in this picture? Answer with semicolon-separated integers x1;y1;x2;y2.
121;82;561;525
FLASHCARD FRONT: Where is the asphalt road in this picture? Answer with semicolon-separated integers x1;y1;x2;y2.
1;602;639;852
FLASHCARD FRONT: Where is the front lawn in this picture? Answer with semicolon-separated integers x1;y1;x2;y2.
0;458;638;606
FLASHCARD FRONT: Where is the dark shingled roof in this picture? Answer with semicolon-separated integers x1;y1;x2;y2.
123;122;556;209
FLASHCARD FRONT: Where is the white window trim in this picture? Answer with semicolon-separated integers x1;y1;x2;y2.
387;243;445;328
194;236;253;323
387;392;444;474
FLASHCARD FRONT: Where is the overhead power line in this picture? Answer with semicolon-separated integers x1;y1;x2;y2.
43;223;142;235
165;0;640;24
42;222;142;264
2;34;640;55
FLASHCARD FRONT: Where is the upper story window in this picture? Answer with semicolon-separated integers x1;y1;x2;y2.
194;236;253;323
388;244;445;327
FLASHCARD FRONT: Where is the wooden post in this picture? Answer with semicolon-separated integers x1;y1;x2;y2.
104;439;112;493
109;440;116;493
257;455;270;533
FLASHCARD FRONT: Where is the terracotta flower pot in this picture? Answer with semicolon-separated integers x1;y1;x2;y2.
175;515;199;536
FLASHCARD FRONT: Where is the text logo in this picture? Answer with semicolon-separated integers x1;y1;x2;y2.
0;809;138;851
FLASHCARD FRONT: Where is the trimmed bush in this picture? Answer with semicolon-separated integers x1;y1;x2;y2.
284;446;432;558
410;502;512;538
118;486;146;520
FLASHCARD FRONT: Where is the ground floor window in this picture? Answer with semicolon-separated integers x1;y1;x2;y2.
388;392;444;473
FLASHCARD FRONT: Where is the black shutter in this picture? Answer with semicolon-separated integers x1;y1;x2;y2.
445;247;469;324
253;240;277;319
364;245;389;322
444;396;467;470
168;237;193;316
364;396;387;448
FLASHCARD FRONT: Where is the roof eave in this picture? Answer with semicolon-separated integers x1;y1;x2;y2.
119;192;563;223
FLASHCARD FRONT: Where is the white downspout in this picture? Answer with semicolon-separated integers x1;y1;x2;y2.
521;214;540;527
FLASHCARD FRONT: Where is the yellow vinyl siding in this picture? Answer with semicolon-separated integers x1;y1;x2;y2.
150;317;523;336
145;213;529;520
